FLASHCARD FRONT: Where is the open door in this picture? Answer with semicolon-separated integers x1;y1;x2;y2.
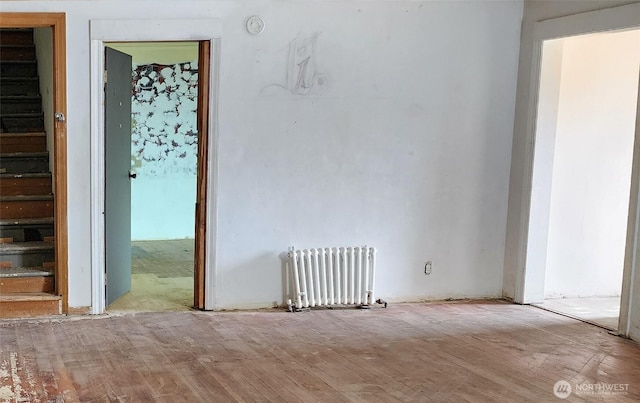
104;47;132;305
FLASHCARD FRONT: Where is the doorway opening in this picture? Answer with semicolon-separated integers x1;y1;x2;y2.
104;42;200;313
0;13;68;317
527;29;640;331
89;18;219;315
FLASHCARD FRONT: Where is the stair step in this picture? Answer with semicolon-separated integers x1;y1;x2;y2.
0;97;43;114
0;218;54;242
1;113;45;131
0;266;54;278
0;132;46;152
0;45;36;61
1;113;45;133
0;241;54;252
0;77;40;96
0;274;54;294
0;241;55;268
0;172;52;196
0;217;54;226
0;152;49;173
0;61;38;78
0;292;61;318
0;29;34;47
0;195;54;219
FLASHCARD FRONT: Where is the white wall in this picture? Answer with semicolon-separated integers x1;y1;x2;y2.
2;0;523;310
544;30;640;299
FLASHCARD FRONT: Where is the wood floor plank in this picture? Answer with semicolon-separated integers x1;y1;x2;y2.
1;301;639;402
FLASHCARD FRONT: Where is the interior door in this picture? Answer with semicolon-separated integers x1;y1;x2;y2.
105;46;132;305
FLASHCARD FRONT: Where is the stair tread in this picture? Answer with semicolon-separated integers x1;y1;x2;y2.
0;132;46;137
0;293;60;301
0;173;51;178
0;113;44;117
0;218;54;226
0;195;53;201
0;266;53;278
0;241;54;252
0;152;48;158
0;94;42;100
0;77;38;81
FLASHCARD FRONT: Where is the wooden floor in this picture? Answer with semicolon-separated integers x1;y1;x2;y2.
1;301;638;402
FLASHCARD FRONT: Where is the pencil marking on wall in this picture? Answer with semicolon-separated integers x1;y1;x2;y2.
262;33;328;96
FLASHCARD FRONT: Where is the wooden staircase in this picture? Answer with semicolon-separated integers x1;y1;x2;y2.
0;28;61;318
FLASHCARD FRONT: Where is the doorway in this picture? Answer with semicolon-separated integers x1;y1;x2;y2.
0;13;68;315
89;19;220;314
525;28;640;331
104;42;199;312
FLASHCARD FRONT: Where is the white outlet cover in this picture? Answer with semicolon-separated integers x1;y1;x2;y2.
246;16;265;35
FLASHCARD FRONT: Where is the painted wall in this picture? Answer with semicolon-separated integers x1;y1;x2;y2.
2;0;523;310
129;58;198;240
544;30;640;299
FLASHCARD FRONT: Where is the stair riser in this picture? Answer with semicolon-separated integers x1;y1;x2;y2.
0;80;39;96
0;224;54;242
0;46;36;61
1;116;45;133
0;199;53;219
0;249;54;268
0;176;52;196
0;62;38;77
0;156;49;174
0;276;53;294
0;298;61;318
0;100;43;114
0;30;34;46
0;136;46;153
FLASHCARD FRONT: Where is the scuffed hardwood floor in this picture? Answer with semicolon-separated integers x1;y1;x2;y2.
1;300;638;402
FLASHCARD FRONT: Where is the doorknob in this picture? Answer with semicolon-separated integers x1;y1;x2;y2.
54;112;65;122
128;171;137;179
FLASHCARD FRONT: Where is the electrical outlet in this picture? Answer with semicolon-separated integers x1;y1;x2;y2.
424;261;432;275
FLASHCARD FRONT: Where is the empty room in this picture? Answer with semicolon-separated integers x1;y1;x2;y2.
1;0;639;401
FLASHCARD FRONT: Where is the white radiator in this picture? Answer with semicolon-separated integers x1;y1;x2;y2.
288;246;378;310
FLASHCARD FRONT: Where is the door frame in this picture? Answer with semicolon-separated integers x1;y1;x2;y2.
0;13;69;313
89;19;221;314
514;3;640;336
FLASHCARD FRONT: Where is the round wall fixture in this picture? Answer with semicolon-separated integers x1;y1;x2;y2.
246;16;265;35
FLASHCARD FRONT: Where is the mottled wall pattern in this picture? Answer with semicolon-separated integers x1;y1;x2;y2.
131;62;198;175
